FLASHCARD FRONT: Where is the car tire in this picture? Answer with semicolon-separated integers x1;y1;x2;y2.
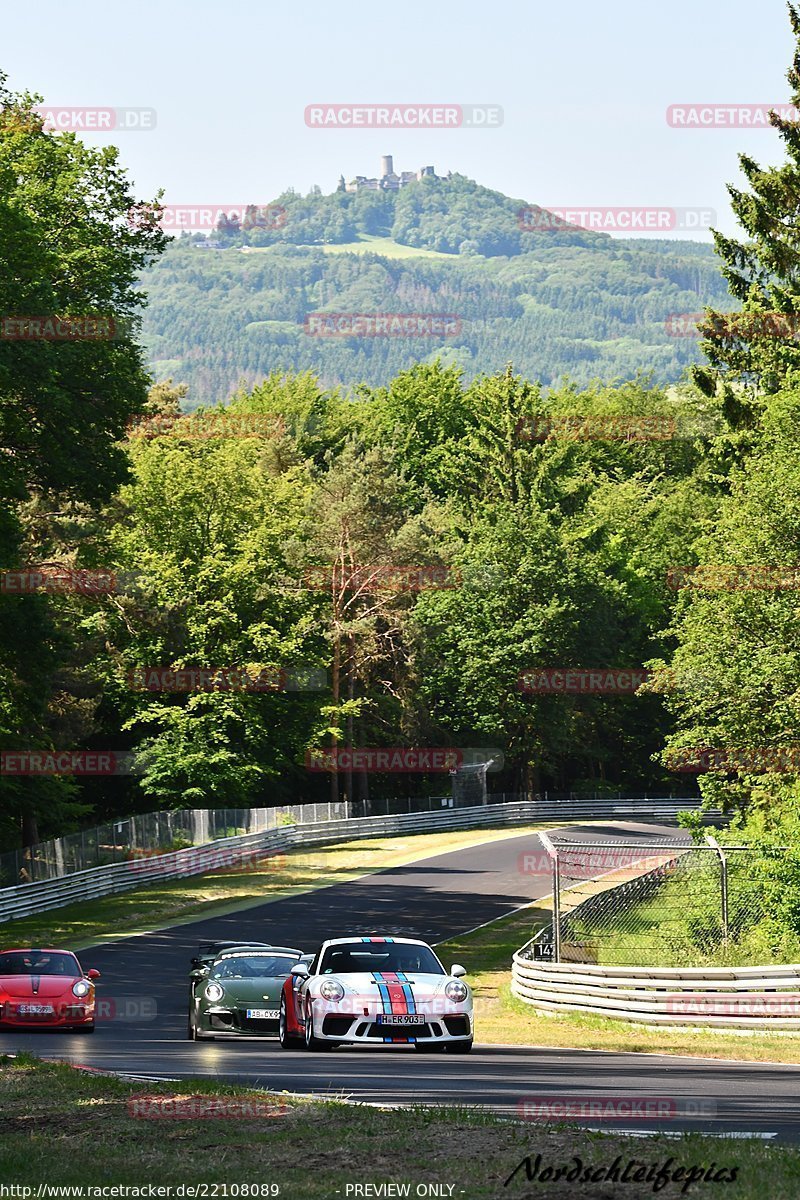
279;997;303;1049
304;1004;333;1052
445;1039;473;1054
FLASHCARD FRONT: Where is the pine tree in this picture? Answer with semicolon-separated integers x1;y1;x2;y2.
695;3;800;414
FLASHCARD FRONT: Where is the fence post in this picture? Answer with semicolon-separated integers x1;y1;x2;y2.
540;832;560;963
705;833;728;942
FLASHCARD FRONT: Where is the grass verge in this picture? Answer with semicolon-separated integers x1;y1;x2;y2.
437;903;800;1064
0;824;548;951
1;1055;796;1198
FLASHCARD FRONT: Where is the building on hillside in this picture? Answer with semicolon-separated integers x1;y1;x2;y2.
343;156;440;193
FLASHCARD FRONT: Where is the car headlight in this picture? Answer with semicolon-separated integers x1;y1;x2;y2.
72;980;91;998
204;982;225;1002
445;980;469;1003
320;979;344;1001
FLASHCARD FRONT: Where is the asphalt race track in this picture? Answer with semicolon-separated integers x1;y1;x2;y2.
3;820;800;1141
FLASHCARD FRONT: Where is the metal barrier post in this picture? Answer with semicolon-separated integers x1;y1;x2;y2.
705;833;728;941
540;832;561;963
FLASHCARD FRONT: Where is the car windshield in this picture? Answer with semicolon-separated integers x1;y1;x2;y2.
0;951;79;976
210;953;299;979
319;943;444;976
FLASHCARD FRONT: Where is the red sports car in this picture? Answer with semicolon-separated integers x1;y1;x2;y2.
0;948;100;1032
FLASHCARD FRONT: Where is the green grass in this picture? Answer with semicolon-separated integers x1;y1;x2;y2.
2;1055;797;1197
242;235;459;260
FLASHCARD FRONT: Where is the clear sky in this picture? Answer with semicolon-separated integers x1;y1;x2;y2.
2;0;795;240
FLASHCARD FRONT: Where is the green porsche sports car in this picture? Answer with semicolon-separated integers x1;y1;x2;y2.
188;943;304;1039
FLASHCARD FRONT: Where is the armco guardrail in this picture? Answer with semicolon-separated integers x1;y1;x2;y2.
0;796;708;924
511;954;800;1029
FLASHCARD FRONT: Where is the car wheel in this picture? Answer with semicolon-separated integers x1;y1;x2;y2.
413;1042;445;1053
445;1039;473;1054
279;996;303;1049
304;1004;333;1051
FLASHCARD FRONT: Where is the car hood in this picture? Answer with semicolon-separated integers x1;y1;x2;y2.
203;978;286;1004
314;971;463;1005
0;974;78;998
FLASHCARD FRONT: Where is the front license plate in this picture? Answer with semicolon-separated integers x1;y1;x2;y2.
376;1014;425;1026
246;1008;279;1019
17;1004;54;1015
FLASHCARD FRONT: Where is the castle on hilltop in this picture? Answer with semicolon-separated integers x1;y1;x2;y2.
339;155;443;193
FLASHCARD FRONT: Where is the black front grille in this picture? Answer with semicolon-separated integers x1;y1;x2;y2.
443;1015;470;1036
322;1015;355;1036
233;1012;279;1033
367;1022;432;1038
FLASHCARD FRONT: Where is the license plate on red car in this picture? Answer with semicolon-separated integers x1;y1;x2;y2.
17;1004;54;1015
376;1014;425;1026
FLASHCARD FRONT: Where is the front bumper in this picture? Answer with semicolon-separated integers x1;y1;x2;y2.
198;1006;280;1037
313;1002;472;1044
0;1001;94;1028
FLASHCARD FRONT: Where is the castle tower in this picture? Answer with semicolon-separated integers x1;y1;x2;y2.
381;154;393;179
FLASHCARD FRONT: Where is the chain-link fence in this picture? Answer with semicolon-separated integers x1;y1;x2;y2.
536;835;787;967
1;789;705;889
1;802;348;888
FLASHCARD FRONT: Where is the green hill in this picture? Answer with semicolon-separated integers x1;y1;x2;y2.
139;173;730;405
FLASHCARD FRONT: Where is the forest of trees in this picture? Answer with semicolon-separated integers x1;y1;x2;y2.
139;177;730;404
5;0;800;940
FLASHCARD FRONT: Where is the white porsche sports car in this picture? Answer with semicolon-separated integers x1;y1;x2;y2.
278;935;473;1053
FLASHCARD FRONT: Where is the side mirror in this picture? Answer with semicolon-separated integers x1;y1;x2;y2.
290;963;309;978
450;964;466;978
190;968;208;981
87;969;101;980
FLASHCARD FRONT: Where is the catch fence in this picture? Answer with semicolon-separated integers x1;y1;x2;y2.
1;802;347;888
534;834;782;966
